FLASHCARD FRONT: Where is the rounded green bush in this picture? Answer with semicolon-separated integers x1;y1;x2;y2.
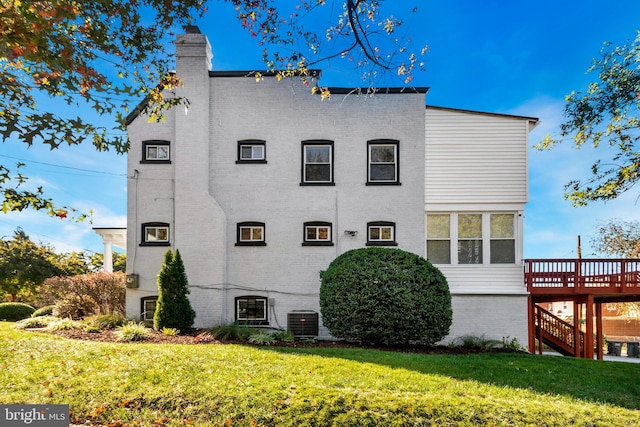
31;305;55;318
320;247;452;346
0;302;36;321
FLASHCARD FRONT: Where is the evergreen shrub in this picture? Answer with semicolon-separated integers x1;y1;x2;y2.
320;247;452;346
31;305;55;317
153;249;195;331
0;302;35;321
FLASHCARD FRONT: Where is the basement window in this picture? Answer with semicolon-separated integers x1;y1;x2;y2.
235;296;268;325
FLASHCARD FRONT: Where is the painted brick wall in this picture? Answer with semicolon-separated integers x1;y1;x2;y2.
208;77;426;333
447;295;529;345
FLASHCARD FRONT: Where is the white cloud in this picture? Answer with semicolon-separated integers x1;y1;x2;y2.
0;197;126;255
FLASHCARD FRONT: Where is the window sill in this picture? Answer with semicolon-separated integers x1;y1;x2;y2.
235;242;267;246
366;242;398;247
300;182;336;186
236;160;268;164
366;181;401;186
139;242;171;247
302;242;334;247
140;160;172;164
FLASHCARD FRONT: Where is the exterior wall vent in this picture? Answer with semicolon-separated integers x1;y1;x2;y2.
287;311;319;338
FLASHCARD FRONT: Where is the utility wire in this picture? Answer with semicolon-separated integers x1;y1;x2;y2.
0;154;126;176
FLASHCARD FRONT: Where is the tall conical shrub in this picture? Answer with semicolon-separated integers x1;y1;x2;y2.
153;249;195;331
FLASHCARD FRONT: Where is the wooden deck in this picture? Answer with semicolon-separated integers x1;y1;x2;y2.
525;259;640;359
525;259;640;300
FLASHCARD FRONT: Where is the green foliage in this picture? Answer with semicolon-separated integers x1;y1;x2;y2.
114;321;150;342
2;323;640;426
31;305;55;317
161;327;180;336
0;302;35;321
39;272;126;319
153;249;195;331
45;317;83;331
0;230;125;305
208;323;257;341
320;247;452;346
590;218;640;319
271;330;295;342
591;218;640;258
248;330;295;345
14;315;58;329
0;229;62;301
453;335;502;352
536;31;640;205
501;336;527;352
87;251;127;273
84;323;101;333
248;331;277;345
85;313;126;330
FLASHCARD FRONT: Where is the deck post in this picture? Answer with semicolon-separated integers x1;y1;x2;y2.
537;307;543;355
573;300;581;357
585;294;594;359
596;302;603;360
527;295;536;354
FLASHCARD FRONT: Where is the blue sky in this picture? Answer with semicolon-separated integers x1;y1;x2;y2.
1;0;640;259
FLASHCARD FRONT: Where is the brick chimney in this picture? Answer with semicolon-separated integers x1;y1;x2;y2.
175;25;213;72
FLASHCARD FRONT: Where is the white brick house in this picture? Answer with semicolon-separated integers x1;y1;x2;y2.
125;29;538;343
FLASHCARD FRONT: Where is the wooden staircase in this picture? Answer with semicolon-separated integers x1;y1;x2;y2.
534;305;585;357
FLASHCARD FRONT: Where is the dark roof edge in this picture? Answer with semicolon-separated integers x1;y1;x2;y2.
125;94;150;126
426;105;539;125
208;70;427;94
325;86;429;95
209;69;322;78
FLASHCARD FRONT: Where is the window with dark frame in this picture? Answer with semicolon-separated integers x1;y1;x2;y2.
140;222;170;246
367;139;399;184
302;221;333;246
236;222;266;246
301;140;334;185
141;140;170;163
236;140;266;163
235;296;268;325
366;221;397;246
140;296;158;322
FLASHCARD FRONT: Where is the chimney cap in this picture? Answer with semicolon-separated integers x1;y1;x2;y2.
184;25;201;34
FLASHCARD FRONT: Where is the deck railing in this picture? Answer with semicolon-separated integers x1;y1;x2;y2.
535;305;584;357
525;259;640;294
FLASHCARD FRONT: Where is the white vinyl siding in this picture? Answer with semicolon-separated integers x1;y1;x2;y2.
436;265;526;295
425;107;530;204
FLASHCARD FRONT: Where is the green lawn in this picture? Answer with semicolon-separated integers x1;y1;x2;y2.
1;322;639;426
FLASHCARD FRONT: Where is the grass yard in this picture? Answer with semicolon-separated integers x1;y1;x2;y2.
1;322;639;426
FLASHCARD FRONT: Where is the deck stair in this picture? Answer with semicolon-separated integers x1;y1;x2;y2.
534;305;584;357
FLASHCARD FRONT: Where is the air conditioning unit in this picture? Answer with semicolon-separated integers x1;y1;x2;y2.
287;311;318;338
126;274;139;289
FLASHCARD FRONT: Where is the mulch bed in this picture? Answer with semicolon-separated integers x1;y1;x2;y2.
44;328;508;355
